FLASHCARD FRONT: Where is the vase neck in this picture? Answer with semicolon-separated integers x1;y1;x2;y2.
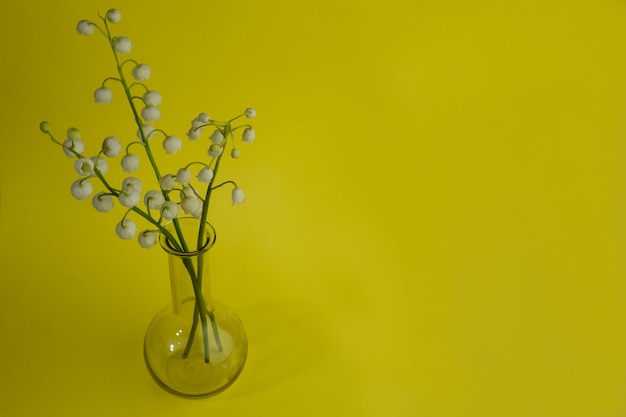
167;250;214;311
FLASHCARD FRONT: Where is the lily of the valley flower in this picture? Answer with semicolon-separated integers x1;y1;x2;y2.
94;87;113;104
106;9;122;23
76;20;94;36
62;138;85;157
160;200;179;220
138;230;157;248
181;196;203;218
74;157;95;175
210;130;224;145
176;168;191;185
143;90;162;106
102;135;122;157
71;179;93;200
163;135;182;154
141;105;160;122
114;36;132;54
231;148;240;159
91;156;109;175
92;192;114;212
116;219;137;239
245;107;256;119
132;64;151;81
197;167;214;184
231;187;245;205
242;127;255;144
144;190;165;210
121;153;140;173
137;124;156;140
119;188;141;208
122;176;142;192
158;174;176;191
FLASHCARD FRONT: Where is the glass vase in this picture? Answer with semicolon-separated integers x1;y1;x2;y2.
143;217;248;398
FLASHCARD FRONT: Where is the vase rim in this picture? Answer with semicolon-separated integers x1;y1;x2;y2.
158;217;217;257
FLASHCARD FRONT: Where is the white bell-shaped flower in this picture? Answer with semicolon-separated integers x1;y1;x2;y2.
143;90;162;106
176;168;191;185
122;176;142;193
118;189;141;208
132;64;151;81
210;129;224;145
116;219;137;240
62;139;84;157
138;230;157;249
106;9;122;23
141;105;161;123
102;136;122;157
70;179;93;200
74;157;95;176
159;174;176;191
91;156;109;175
114;36;132;54
181;196;203;218
231;187;245;205
160;200;179;220
94;87;113;104
76;20;94;36
121;154;140;173
197;167;214;184
144;190;165;210
163;135;182;154
92;192;114;212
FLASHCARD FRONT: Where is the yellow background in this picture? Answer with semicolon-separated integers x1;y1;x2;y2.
2;0;626;415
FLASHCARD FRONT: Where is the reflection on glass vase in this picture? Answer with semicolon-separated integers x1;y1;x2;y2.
143;218;248;398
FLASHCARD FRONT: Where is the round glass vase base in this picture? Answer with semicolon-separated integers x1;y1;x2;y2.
143;302;248;398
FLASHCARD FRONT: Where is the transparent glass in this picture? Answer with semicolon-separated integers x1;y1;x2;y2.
143;218;248;398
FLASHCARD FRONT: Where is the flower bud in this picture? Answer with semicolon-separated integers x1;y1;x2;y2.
231;148;240;159
245;107;256;119
198;113;210;123
39;121;51;134
76;20;94;36
106;9;122;24
242;127;255;144
67;127;81;141
208;144;223;158
114;36;132;54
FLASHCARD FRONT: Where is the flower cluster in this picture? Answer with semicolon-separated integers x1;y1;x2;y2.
41;9;256;250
